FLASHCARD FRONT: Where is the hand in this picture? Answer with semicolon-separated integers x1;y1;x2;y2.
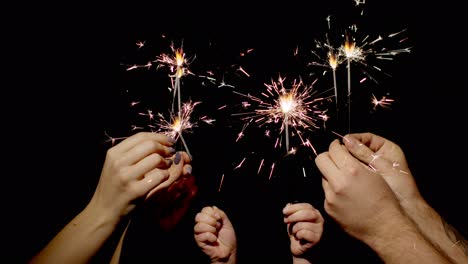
194;206;237;264
145;161;198;231
342;133;422;203
283;203;324;258
315;139;404;243
89;132;176;222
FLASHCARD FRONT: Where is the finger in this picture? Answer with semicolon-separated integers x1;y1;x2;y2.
283;203;313;217
315;152;341;190
344;135;394;173
291;222;322;236
212;206;231;227
346;132;386;152
129;153;173;180
328;139;351;169
195;232;217;244
294;229;322;244
194;222;217;234
195;210;218;226
284;208;321;224
201;206;221;220
134;169;170;198
112;132;176;155
183;164;192;177
121;140;176;166
147;152;187;194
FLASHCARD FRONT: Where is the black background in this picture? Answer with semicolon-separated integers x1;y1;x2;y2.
5;0;468;263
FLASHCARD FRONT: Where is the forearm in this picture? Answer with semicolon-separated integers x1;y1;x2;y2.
402;197;468;264
110;221;131;264
29;203;120;264
364;213;452;264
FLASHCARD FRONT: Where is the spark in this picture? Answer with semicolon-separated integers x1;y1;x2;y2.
155;43;193;78
354;0;365;6
269;163;275;180
371;94;394;110
232;75;330;154
238;66;250;77
136;41;145;49
218;174;225;192
234;157;247;170
258;159;265;174
104;131;127;146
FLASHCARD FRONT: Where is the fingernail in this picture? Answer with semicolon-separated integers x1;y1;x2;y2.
168;147;176;154
185;166;192;175
344;135;355;147
174;152;181;165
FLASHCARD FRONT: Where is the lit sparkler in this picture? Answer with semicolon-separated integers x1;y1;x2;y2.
153;100;214;159
155;43;195;120
232;75;330;155
339;24;410;132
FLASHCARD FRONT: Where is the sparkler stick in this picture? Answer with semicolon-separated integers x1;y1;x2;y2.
344;34;356;133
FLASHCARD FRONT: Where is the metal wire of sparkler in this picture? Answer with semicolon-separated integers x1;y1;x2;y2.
155;42;195;120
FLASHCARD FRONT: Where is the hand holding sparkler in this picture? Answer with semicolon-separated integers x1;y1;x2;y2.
315;136;453;264
29;132;186;264
342;132;468;264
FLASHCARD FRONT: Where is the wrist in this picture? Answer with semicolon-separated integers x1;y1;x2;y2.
362;207;413;251
211;251;237;264
292;256;313;264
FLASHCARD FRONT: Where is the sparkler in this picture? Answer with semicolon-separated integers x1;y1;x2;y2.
232;75;330;155
339;25;411;132
153;100;215;160
155;43;194;120
310;15;411;133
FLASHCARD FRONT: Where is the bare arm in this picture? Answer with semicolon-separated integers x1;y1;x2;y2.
343;132;468;264
315;138;452;264
401;198;468;264
29;132;176;264
364;212;453;264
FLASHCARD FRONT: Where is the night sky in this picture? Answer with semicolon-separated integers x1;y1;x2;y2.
6;1;468;263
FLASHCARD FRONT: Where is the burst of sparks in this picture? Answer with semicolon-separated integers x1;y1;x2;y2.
155;43;194;78
232;75;330;155
338;25;412;83
153;100;214;159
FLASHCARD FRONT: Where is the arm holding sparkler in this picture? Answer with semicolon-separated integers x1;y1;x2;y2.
343;132;468;264
315;139;452;264
283;202;324;264
194;206;237;264
28;132;189;264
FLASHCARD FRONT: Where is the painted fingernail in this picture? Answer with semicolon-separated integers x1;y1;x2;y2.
168;147;176;154
174;152;181;165
185;166;192;175
168;137;177;144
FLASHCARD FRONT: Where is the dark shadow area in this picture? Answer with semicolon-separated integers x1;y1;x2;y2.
6;1;467;263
